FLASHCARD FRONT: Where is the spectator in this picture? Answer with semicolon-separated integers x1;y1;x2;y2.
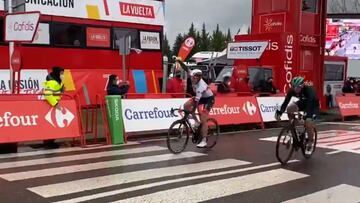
236;75;252;93
355;78;360;94
166;70;184;97
217;73;232;93
259;77;279;94
107;74;130;96
342;77;355;93
43;66;65;149
325;84;333;108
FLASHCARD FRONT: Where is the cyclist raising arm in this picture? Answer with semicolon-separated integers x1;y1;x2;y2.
175;57;215;148
275;76;320;154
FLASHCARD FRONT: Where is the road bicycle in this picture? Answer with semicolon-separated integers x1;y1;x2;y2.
167;108;219;154
276;112;317;165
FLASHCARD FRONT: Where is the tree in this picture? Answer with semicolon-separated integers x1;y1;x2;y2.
195;31;201;53
210;24;225;51
225;28;232;44
162;35;172;62
187;23;196;38
186;23;199;60
200;23;210;51
172;33;184;59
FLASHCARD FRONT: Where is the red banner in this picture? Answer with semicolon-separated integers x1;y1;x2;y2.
178;37;195;60
0;99;81;143
336;95;360;117
209;96;262;125
86;27;110;48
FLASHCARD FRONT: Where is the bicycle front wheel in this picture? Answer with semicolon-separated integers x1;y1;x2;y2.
205;118;220;149
167;120;189;154
276;125;295;165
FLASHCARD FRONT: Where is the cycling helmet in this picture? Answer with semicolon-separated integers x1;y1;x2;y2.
291;76;305;87
191;69;203;77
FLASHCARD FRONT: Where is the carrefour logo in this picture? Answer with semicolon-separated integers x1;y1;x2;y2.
260;103;280;113
125;107;179;120
243;101;257;116
45;107;75;128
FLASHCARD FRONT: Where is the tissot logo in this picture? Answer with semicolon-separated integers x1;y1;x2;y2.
45;107;75;128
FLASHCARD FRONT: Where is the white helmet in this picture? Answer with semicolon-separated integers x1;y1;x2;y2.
191;69;202;77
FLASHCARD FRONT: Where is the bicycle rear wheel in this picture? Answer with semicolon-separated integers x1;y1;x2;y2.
205;118;220;149
276;125;295;165
167;120;189;154
301;128;318;159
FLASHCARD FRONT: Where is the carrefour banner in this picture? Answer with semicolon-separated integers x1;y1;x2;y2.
122;97;264;133
122;99;188;133
257;96;299;122
209;96;262;125
0;99;80;143
24;0;165;26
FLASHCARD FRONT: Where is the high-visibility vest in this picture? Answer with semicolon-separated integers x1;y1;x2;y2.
44;80;64;107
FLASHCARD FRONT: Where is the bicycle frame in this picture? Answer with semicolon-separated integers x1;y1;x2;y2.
171;108;201;138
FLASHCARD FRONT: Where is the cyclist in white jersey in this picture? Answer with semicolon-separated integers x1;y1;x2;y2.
175;57;215;148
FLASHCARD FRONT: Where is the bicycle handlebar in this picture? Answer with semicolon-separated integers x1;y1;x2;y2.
275;111;307;122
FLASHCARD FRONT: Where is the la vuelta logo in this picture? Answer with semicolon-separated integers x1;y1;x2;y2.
264;18;283;32
120;2;155;19
45;107;75;128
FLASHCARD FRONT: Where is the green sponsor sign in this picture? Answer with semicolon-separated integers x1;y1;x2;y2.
106;96;124;144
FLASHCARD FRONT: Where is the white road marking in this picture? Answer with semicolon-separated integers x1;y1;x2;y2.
110;168;308;203
29;159;251;198
0;152;205;181
0;146;166;169
283;184;360;203
53;160;300;203
0;142;140;160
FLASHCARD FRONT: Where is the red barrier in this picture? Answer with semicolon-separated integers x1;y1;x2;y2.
336;95;360;120
209;96;263;127
0;96;81;143
125;93;191;99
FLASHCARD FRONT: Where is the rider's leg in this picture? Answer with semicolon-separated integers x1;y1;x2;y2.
305;118;315;143
286;102;299;120
200;96;214;138
200;110;209;138
184;99;194;112
184;99;199;123
196;97;214;148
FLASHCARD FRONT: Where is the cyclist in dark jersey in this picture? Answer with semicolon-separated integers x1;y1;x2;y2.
275;76;320;154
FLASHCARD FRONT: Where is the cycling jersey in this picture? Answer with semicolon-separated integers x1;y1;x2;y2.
280;85;320;118
193;79;213;102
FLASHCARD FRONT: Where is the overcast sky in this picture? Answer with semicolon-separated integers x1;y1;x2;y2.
164;0;252;47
